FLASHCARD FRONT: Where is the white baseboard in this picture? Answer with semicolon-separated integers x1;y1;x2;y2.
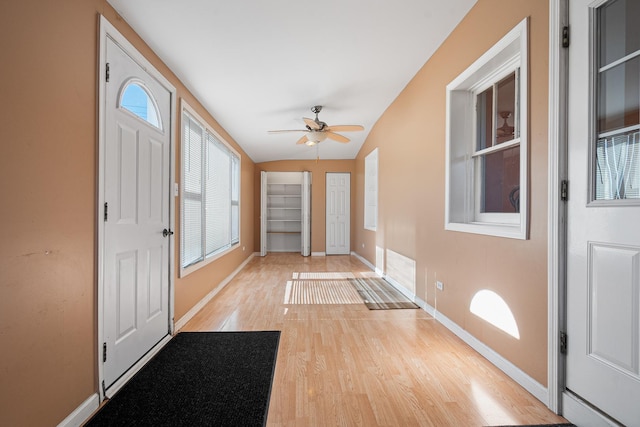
311;252;326;256
562;392;621;426
350;251;376;271
175;253;255;331
426;301;548;404
57;393;99;427
383;274;416;302
353;249;546;404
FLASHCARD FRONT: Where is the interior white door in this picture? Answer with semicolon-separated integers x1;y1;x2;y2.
103;37;171;388
326;173;350;255
566;1;640;425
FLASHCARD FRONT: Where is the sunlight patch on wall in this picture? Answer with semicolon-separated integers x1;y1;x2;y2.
470;290;520;339
375;246;384;276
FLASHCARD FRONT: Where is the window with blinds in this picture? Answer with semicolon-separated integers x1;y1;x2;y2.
181;104;240;275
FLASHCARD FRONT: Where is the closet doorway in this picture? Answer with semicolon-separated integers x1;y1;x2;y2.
260;171;311;256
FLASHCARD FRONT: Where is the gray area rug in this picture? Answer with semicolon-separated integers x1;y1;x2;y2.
348;277;419;310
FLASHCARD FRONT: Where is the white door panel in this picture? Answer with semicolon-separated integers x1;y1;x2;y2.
103;37;171;388
566;1;640;425
326;173;350;255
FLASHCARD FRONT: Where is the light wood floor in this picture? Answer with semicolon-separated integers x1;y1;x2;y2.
182;253;568;427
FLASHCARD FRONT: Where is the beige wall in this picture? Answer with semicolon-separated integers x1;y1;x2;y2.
354;0;550;385
254;160;356;254
0;1;254;425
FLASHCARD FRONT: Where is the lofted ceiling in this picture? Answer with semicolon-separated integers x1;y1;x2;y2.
107;0;477;163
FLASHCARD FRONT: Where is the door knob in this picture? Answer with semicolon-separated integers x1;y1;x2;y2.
162;228;174;237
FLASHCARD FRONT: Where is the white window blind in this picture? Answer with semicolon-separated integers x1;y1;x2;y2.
181;106;240;274
182;114;204;268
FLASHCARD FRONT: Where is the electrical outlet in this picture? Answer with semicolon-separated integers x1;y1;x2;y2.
436;281;444;291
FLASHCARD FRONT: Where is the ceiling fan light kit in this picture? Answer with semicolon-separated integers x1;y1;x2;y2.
268;105;364;147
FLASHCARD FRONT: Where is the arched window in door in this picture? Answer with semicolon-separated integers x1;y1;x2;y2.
119;80;162;130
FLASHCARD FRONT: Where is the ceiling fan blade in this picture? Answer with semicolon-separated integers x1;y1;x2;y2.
325;132;350;143
326;125;364;132
296;135;309;145
268;129;308;134
303;117;321;130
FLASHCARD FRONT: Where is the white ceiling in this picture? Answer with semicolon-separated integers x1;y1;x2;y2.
107;0;476;163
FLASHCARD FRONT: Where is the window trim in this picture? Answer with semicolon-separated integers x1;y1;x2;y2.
180;100;241;277
364;148;378;231
445;18;529;240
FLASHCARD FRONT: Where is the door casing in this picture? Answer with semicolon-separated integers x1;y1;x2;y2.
97;15;177;400
548;1;636;425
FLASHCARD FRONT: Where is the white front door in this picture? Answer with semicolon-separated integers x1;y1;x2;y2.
102;36;172;388
326;173;350;255
566;1;640;425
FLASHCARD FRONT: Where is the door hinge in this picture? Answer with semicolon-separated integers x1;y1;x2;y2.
105;63;110;82
102;380;107;399
560;331;567;354
562;26;570;48
103;342;107;362
104;202;108;221
561;180;569;201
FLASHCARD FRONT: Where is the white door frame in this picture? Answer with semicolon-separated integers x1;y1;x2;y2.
548;2;626;424
97;15;176;400
547;0;568;414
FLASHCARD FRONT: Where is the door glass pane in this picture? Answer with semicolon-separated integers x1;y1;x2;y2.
495;73;516;144
598;0;640;68
595;130;640;200
480;146;520;213
598;56;640;134
120;82;162;130
594;0;640;201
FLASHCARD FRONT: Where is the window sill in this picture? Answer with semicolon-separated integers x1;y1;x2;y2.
179;242;240;278
445;221;527;240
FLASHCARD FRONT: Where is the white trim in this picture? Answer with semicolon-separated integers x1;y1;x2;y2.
547;0;568;414
364;148;378;231
311;252;326;257
562;392;621;426
445;18;529;240
175;253;255;330
350;251;375;271
352;249;546;404
105;334;173;398
382;274;415;301
57;394;99;427
97;15;177;401
427;302;548;403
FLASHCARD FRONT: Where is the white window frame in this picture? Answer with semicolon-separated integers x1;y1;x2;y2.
445;18;529;240
364;148;378;231
180;100;241;277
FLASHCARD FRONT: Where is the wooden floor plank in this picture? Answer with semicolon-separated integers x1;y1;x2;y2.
182;253;567;426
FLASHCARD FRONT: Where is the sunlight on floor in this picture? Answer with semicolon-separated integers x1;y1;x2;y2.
471;379;518;426
470;290;520;339
283;280;362;304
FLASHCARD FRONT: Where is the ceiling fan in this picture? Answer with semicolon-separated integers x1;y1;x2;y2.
268;105;364;146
